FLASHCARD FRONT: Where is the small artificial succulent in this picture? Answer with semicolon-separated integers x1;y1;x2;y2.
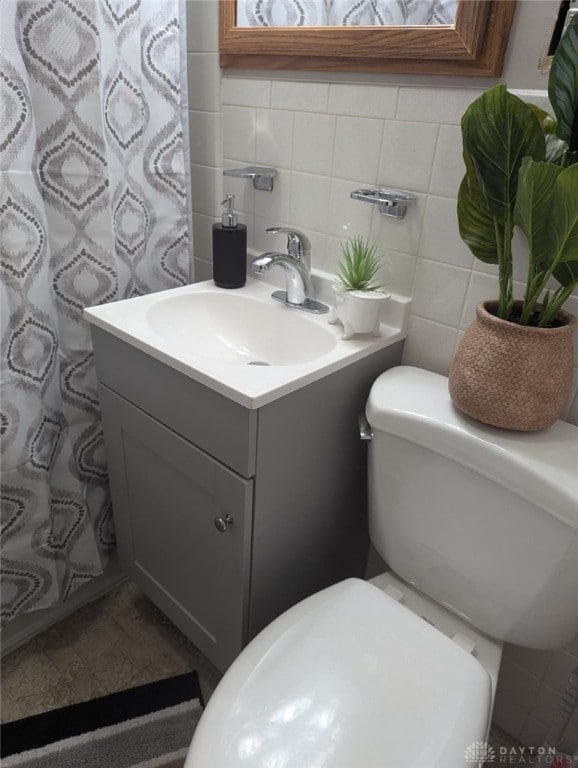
336;236;383;292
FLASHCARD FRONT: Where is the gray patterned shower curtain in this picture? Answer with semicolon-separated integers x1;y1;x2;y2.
0;0;192;623
237;0;457;26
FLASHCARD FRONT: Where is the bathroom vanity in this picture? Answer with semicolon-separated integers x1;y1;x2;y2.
86;277;408;671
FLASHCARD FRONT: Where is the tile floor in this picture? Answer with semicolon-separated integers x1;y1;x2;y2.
0;579;522;762
0;579;222;723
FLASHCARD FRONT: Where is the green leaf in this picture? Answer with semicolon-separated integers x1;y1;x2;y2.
545;134;569;164
457;173;499;264
527;103;557;134
461;84;545;217
554;260;578;286
527;103;567;163
547;163;578;285
538;282;576;326
549;13;578;152
514;158;563;272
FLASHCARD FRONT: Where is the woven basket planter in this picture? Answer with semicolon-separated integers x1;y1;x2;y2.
449;301;576;431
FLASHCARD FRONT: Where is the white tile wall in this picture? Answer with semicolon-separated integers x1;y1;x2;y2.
419;195;473;269
293;113;336;175
218;75;578;429
379;120;439;192
328;83;398;119
256;108;294;168
186;0;578;751
185;2;223;276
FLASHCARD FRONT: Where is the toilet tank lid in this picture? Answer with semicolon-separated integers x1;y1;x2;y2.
366;366;578;528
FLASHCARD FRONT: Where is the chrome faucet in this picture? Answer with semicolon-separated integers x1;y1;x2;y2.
251;227;329;314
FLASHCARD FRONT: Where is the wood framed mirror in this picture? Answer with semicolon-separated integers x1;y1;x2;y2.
219;0;517;76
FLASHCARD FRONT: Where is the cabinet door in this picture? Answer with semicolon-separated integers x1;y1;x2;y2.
98;385;252;672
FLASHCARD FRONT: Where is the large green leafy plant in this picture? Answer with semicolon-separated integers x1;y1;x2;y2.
458;14;578;328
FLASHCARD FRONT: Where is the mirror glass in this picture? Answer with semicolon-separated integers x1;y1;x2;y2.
222;1;516;76
236;0;457;27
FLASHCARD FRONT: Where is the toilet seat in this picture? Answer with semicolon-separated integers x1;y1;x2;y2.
186;578;492;768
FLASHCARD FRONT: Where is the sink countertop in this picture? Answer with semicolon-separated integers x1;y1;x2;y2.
84;274;410;409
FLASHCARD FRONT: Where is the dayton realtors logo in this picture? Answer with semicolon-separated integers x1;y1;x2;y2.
465;741;497;763
465;742;562;765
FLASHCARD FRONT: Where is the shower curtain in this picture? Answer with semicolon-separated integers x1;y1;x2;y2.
0;0;192;623
237;0;457;26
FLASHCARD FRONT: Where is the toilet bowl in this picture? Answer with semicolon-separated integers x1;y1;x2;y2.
185;366;578;768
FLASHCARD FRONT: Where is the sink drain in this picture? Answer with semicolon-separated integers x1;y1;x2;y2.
248;360;270;366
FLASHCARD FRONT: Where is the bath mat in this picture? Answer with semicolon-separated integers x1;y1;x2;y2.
0;671;203;768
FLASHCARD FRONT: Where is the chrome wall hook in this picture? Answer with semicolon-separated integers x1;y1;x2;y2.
351;187;416;219
223;166;278;192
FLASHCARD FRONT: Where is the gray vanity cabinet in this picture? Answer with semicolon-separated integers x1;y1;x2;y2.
98;385;252;671
91;325;403;672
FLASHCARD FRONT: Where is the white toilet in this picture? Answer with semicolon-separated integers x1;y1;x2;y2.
185;366;578;768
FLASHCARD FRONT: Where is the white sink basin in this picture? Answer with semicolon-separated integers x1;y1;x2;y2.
85;275;409;408
146;292;336;366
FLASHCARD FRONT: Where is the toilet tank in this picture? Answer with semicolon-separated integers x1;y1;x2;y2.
365;366;578;650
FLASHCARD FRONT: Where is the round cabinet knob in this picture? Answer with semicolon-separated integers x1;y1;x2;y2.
214;514;233;533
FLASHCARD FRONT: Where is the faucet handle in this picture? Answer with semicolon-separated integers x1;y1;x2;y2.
266;227;311;268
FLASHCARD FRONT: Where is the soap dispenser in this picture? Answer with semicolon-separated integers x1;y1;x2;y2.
212;194;247;289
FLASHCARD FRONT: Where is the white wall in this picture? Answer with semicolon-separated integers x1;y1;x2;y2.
185;0;578;749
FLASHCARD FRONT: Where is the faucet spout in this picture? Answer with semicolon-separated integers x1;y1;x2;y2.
251;252;314;306
250;226;329;313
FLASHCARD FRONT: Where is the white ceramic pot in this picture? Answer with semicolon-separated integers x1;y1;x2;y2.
329;287;390;339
